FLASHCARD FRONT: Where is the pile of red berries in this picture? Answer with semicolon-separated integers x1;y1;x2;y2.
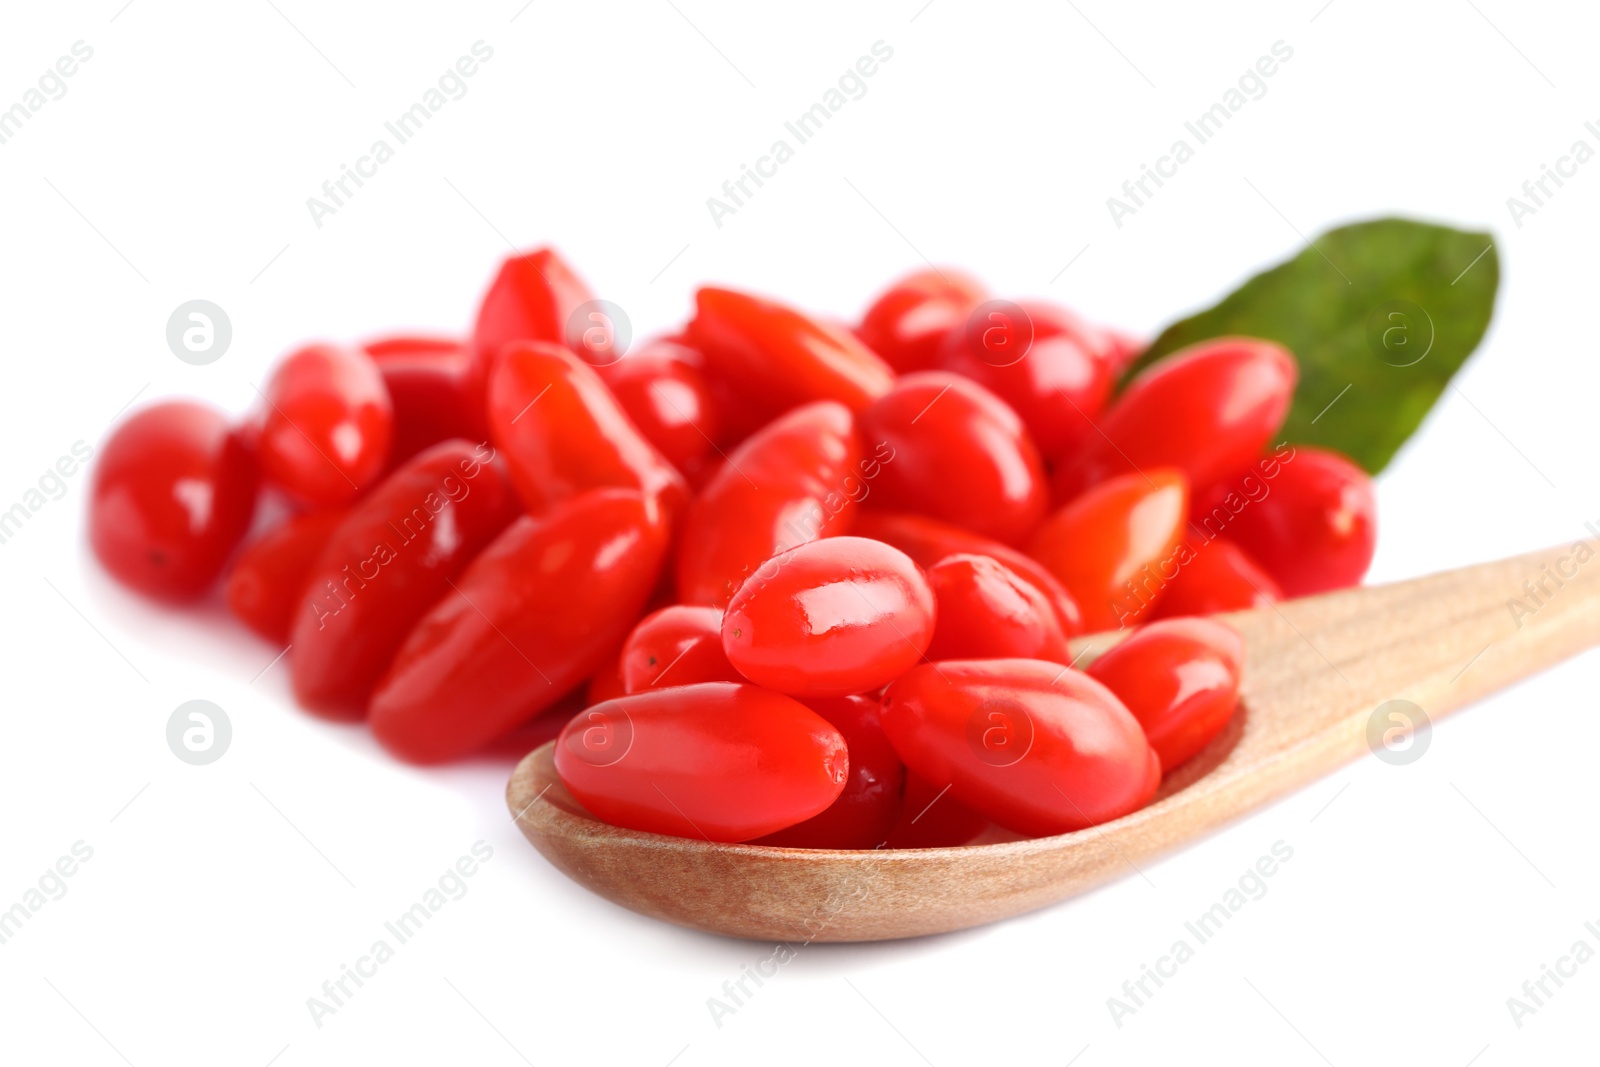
89;249;1376;848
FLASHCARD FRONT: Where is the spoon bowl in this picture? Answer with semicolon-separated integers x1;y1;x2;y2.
508;544;1600;941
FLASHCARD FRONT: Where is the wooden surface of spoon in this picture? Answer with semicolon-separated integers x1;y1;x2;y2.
508;543;1600;942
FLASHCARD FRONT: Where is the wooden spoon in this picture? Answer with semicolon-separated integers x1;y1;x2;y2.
508;543;1600;942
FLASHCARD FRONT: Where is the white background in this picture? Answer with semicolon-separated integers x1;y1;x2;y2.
1;1;1597;1064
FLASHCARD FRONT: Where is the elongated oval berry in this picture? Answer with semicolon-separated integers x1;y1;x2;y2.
290;440;520;719
859;371;1049;546
1151;539;1280;619
1218;445;1376;597
688;286;896;417
753;694;906;849
924;553;1072;662
880;658;1159;837
1087;617;1244;771
856;268;985;374
675;401;864;606
468;247;596;411
554;683;849;842
597;350;720;478
488;341;687;519
621;605;742;693
226;509;345;643
623;335;770;451
853;511;1082;636
259;343;393;508
90;401;258;601
364;336;481;464
722;536;936;698
1052;337;1295;504
1029;469;1189;631
370;489;670;763
938;300;1115;461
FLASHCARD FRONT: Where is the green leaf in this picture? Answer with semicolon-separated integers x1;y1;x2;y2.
1125;217;1499;474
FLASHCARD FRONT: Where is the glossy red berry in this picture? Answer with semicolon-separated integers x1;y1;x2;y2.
924;553;1073;662
469;247;596;410
688;287;895;418
1029;469;1189;631
487;341;688;520
621;605;741;692
1151;539;1281;619
226;509;345;643
370;489;669;763
631;335;769;451
722;536;936;698
856;268;985;374
598;350;719;477
290;441;520;719
1087;617;1244;771
1052;338;1296;505
364;336;481;465
90;401;258;601
1219;446;1377;597
258;343;393;509
938;300;1115;461
880;658;1160;837
858;371;1049;546
554;682;849;842
675;401;865;606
